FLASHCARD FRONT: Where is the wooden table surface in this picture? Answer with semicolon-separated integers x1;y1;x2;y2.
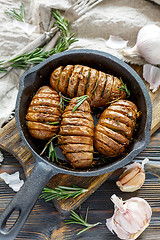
0;128;160;240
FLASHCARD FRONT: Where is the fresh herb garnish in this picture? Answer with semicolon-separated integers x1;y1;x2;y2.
116;120;120;125
1;10;77;72
118;78;130;96
91;78;99;95
0;65;7;73
5;2;25;22
45;121;59;125
58;92;71;110
49;142;58;163
40;135;59;156
40;185;88;201
72;95;90;113
65;208;102;235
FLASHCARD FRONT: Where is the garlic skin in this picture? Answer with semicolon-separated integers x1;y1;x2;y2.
106;35;128;49
143;64;160;92
116;158;149;192
122;24;160;65
0;171;24;192
106;194;152;240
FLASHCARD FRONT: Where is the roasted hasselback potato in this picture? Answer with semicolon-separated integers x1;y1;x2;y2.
50;65;126;108
94;100;138;157
58;97;94;169
26;86;61;140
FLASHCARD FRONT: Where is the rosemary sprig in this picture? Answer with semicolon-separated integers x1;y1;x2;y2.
1;10;77;72
5;2;25;22
58;92;71;110
118;78;130;96
65;208;102;235
39;185;88;201
72;95;90;113
40;135;59;156
49;142;58;163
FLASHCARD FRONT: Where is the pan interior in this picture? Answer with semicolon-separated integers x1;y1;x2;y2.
17;50;151;173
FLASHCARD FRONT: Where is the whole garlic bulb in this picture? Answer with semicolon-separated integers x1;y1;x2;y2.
106;194;152;240
122;24;160;65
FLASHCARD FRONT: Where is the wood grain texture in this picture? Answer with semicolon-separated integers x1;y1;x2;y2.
0;64;159;216
0;139;160;240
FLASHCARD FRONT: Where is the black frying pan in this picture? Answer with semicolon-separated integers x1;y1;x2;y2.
0;49;152;239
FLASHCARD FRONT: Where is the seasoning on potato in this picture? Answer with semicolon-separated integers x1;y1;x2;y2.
26;64;140;169
94;100;139;157
50;65;127;108
58;97;94;169
26;86;61;140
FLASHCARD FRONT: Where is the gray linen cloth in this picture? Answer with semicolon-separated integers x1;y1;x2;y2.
0;0;159;127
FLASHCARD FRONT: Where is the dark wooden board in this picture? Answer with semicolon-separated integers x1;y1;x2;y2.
0;128;160;240
0;64;159;215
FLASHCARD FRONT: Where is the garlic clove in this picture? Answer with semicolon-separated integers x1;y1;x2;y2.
143;64;160;92
116;159;149;192
106;194;152;240
106;217;131;240
130;222;149;240
117;166;141;185
122;45;140;58
116;170;145;192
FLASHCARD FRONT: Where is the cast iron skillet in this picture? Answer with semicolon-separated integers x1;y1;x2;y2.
0;49;152;239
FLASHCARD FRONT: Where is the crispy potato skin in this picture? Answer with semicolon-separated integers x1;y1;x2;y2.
58;98;94;169
94;100;138;157
26;65;138;170
50;65;127;108
26;86;61;140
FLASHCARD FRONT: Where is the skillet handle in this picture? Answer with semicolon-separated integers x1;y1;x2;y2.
0;160;55;240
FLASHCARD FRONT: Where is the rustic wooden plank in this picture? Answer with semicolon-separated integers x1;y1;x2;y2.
0;63;159;215
48;172;112;215
0;143;160;240
0;118;35;176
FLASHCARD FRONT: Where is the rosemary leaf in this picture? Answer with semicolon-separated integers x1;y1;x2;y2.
20;2;24;20
39;186;88;201
49;142;58;163
0;67;8;73
5;2;25;22
72;95;90;113
51;10;70;36
59;92;71;102
58;92;71;110
45;121;59;125
92;78;99;95
117;120;120;125
65;209;102;235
